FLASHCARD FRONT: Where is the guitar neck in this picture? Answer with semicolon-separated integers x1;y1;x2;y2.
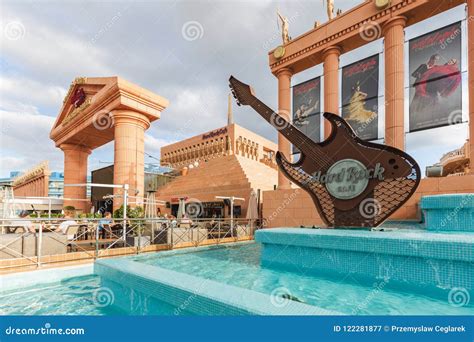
248;96;310;148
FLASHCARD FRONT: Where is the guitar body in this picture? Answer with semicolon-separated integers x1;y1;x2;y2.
229;76;421;228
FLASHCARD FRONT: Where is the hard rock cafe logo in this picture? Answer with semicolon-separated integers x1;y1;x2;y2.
312;159;385;200
374;0;390;10
70;88;86;108
202;127;227;140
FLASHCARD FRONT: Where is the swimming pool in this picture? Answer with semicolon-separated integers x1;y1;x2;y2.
0;274;120;315
1;241;473;315
129;242;473;315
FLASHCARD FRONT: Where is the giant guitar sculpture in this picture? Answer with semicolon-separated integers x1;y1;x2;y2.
229;76;421;227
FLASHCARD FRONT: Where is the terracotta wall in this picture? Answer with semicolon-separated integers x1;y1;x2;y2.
262;174;474;228
160;124;278;169
156;153;278;218
13;175;50;198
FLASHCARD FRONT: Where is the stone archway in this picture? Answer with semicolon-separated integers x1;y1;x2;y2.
50;77;169;211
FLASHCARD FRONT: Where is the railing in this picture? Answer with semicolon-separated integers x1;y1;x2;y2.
447;172;466;177
439;146;466;165
0;217;262;271
259;155;278;170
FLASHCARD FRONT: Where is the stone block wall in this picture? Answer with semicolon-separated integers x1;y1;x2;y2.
262;174;474;228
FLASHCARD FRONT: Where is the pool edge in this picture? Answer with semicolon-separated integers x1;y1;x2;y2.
95;257;343;316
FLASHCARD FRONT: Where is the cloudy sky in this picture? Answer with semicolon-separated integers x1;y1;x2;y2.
0;0;469;178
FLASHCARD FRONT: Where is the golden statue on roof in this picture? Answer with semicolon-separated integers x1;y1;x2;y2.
277;9;291;45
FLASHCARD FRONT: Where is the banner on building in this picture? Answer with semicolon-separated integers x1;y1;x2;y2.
341;54;379;141
292;77;321;153
409;22;462;132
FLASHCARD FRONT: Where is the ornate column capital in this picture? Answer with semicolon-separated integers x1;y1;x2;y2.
59;143;92;155
275;67;293;78
322;45;342;60
382;16;407;35
112;110;150;130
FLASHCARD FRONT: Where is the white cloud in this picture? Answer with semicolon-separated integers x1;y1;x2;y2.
0;156;30;176
144;134;173;158
0;8;114;81
0;76;66;109
0;0;466;181
0;107;61;176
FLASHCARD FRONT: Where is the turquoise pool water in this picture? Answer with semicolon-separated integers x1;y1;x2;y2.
1;242;473;315
133;243;474;315
0;275;122;315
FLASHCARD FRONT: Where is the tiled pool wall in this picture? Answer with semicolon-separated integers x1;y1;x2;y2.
421;194;474;232
256;228;474;299
94;257;341;316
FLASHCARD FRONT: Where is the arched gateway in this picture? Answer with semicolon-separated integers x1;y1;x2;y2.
50;77;169;211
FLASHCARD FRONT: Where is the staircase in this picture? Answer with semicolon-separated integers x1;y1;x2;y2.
235;155;277;191
156;155;277;202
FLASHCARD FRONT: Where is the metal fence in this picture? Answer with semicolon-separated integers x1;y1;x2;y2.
0;217;261;270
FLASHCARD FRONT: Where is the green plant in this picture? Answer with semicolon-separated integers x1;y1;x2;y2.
113;205;144;219
113;206;145;236
64;206;76;211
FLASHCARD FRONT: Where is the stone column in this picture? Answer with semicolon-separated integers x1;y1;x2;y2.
112;110;150;210
60;144;91;212
468;2;474;173
322;46;342;139
383;16;407;151
276;67;292;190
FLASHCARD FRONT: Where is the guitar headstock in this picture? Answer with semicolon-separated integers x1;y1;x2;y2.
229;76;256;106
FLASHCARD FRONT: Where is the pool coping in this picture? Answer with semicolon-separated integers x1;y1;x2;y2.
0;264;93;293
95;250;343;316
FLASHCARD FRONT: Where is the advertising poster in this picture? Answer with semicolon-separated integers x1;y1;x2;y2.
409;22;462;131
292;77;321;153
341;54;379;141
